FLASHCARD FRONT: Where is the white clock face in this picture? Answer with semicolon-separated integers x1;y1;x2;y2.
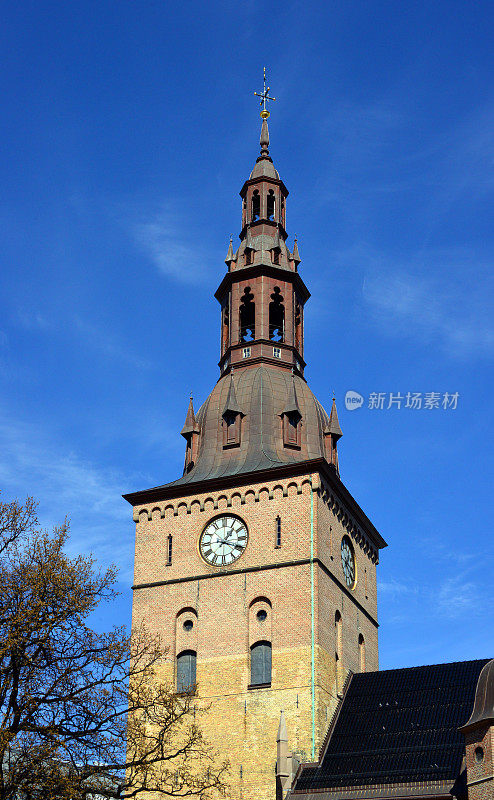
341;536;356;588
199;516;248;567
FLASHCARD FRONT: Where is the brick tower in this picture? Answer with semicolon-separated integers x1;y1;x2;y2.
124;89;387;800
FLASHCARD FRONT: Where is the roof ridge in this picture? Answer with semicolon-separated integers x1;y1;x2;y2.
354;657;491;677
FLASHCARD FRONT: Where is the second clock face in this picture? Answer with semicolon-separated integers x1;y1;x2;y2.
341;536;356;588
199;516;248;566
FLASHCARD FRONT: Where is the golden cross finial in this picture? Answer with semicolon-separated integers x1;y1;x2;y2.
254;67;276;119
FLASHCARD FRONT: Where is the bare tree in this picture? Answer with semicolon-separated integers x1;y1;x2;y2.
0;494;228;799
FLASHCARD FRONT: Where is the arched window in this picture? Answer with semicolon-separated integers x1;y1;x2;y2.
239;287;255;342
250;641;271;686
252;190;260;222
267;190;275;220
358;634;366;673
177;650;196;693
269;287;284;342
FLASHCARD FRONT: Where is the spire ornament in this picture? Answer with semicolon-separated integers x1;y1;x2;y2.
254;67;276;119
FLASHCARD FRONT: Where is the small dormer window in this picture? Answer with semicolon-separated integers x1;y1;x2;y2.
222;411;242;448
245;248;253;266
252;191;260;222
282;411;301;449
272;248;281;265
267;190;275;221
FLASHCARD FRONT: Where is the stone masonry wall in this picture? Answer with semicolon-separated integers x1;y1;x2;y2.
131;471;380;800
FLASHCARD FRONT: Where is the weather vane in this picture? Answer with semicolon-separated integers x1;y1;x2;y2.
254;67;276;119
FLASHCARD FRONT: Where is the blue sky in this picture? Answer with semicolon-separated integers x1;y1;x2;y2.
0;0;492;669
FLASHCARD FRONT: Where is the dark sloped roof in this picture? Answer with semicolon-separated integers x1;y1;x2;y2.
294;659;490;792
155;365;332;490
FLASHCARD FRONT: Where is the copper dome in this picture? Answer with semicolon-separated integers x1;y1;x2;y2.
164;365;333;489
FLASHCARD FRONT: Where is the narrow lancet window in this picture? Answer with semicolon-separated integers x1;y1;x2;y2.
167;534;173;565
358;633;366;673
335;611;343;689
177;650;196;693
275;516;281;547
250;641;271;686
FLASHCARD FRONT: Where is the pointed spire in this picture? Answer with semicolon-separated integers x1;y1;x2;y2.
292;237;301;265
276;710;293;795
260;118;270;156
225;236;234;266
222;374;244;417
181;395;200;438
277;710;288;743
282;377;301;417
327;396;343;439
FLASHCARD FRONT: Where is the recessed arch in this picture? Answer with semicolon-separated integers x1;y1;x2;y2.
249;596;272;609
176;607;198;619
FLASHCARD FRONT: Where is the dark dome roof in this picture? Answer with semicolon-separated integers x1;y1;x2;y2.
461;658;494;730
163;365;331;489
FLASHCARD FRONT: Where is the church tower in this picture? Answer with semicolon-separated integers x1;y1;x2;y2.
124;80;386;800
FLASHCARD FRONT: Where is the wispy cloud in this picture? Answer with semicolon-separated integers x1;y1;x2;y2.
362;261;494;358
378;578;419;598
436;575;479;619
16;309;152;370
379;573;484;625
0;407;136;583
329;240;494;359
134;206;215;285
71;315;152;370
17;311;53;331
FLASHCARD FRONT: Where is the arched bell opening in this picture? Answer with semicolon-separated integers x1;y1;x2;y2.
269;287;284;342
239;287;255;342
267;189;276;221
251;190;260;222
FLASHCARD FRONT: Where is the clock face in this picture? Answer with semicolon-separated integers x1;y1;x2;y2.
199;516;248;567
341;536;356;588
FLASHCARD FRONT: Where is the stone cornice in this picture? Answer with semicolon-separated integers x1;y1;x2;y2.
214;262;310;304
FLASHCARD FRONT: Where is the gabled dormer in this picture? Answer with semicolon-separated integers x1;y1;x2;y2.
222;374;244;449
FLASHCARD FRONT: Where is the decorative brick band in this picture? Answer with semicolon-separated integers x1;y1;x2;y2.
320;478;379;564
132;478;309;522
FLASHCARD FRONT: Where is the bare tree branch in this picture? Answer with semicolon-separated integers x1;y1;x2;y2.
0;495;229;800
